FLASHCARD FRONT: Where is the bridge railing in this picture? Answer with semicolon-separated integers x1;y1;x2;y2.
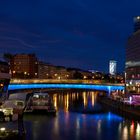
10;79;124;86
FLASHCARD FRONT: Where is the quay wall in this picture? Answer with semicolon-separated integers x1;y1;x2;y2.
98;97;140;120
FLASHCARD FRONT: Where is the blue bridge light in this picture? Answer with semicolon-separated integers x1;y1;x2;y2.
8;83;124;92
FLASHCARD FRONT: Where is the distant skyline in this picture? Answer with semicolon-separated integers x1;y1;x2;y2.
0;0;140;72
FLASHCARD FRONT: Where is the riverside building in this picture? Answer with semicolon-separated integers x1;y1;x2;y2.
10;54;38;79
126;16;140;93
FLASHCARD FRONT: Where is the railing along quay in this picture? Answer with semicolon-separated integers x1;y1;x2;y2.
98;96;140;120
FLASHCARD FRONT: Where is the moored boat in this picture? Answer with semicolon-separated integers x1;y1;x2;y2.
26;92;56;115
0;93;31;121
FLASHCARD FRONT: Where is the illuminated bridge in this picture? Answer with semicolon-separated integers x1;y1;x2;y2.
8;84;124;94
8;79;124;93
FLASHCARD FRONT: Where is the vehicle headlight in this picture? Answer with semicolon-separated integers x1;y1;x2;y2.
0;109;5;112
0;108;13;114
0;128;6;132
0;109;7;113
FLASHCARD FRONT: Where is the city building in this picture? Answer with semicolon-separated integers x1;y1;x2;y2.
38;61;50;79
0;61;9;74
38;62;70;79
126;16;140;93
38;62;58;79
0;60;10;96
134;16;140;32
54;66;70;79
10;54;38;79
9;53;112;81
109;60;117;75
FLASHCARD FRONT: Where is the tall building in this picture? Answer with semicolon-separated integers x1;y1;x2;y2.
109;60;117;75
126;17;140;93
134;16;140;32
10;54;38;79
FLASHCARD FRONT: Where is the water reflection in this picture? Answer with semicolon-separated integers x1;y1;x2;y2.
83;92;87;107
123;126;128;140
116;120;140;140
52;90;100;113
23;90;140;140
136;123;140;139
97;119;101;137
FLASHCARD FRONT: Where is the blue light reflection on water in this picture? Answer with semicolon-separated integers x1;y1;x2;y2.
24;111;124;140
8;83;124;92
2;89;139;140
93;112;123;121
22;90;139;140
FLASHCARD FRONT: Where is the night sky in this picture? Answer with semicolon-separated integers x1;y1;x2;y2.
0;0;140;72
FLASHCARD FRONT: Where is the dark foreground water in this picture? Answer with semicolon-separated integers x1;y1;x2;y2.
2;90;140;140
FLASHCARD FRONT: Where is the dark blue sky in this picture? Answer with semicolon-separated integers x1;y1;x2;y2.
0;0;140;72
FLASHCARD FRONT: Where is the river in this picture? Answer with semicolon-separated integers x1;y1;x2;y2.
0;90;140;140
22;90;140;140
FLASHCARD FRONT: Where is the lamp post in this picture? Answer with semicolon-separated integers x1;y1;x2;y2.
124;72;127;94
24;72;27;79
12;70;15;78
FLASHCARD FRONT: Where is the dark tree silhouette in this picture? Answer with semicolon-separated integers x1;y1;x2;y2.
3;53;13;63
73;71;83;79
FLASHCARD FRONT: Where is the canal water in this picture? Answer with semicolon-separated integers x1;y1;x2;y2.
22;90;140;140
1;90;140;140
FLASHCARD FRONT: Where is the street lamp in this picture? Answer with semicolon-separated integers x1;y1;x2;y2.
124;72;127;94
24;72;27;79
12;70;16;78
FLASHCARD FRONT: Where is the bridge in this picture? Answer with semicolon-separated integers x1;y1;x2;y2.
9;79;125;93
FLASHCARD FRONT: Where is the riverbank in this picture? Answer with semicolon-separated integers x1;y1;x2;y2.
98;96;140;120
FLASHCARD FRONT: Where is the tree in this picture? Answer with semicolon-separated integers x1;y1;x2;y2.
73;71;83;79
3;53;13;63
103;74;110;81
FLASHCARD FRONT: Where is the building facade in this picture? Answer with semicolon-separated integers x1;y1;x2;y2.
38;62;54;79
126;17;140;93
0;61;10;95
10;54;38;79
134;16;140;32
38;62;70;79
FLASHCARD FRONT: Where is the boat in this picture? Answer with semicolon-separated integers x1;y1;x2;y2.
0;93;30;121
26;92;56;115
